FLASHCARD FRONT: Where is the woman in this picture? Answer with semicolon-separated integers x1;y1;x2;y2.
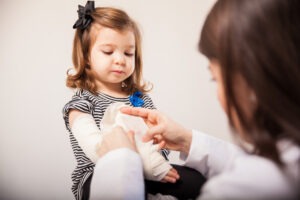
91;0;300;199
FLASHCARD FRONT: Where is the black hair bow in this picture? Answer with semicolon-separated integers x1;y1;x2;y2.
73;1;95;30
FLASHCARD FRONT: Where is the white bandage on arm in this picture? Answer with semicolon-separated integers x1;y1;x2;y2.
101;102;172;181
71;114;102;163
136;141;172;180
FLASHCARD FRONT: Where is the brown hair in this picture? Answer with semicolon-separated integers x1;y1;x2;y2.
199;0;300;165
67;7;150;94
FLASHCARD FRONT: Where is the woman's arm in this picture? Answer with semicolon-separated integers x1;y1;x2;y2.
90;148;145;200
182;130;242;178
90;127;145;200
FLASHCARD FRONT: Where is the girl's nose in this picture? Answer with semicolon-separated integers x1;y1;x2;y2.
114;52;125;66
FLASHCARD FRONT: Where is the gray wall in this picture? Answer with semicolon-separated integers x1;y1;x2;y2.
0;0;231;199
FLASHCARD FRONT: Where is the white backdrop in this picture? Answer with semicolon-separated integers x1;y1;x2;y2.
0;0;231;199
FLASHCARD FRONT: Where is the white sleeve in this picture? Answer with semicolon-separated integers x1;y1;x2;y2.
180;130;242;178
90;148;145;200
71;114;102;163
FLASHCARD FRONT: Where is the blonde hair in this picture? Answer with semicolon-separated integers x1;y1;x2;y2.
67;7;151;94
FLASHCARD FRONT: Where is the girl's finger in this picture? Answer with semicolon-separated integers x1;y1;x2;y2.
161;175;176;183
167;168;180;179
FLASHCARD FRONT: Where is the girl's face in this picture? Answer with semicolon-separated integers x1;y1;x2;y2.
89;26;135;91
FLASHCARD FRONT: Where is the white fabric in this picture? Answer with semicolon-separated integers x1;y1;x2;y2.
90;148;145;200
90;130;299;199
100;102;172;181
71;114;102;163
148;193;177;200
183;130;300;200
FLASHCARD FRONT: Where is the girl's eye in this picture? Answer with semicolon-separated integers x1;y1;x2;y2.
102;51;113;55
125;52;134;57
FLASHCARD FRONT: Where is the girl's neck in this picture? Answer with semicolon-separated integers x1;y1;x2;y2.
96;81;128;98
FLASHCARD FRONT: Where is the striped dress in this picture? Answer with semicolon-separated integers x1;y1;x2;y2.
62;89;169;200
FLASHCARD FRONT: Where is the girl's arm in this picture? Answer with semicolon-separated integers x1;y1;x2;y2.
69;109;102;163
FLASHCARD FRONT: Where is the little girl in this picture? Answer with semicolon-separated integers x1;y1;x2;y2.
62;1;184;200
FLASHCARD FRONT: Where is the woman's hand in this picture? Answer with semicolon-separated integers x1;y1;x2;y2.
121;107;192;154
96;126;137;158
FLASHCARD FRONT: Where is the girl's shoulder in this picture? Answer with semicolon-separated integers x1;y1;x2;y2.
129;91;156;109
62;89;95;120
73;88;97;100
140;92;156;109
140;92;152;100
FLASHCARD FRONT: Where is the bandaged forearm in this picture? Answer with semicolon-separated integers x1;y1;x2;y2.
101;103;172;181
135;140;172;180
71;114;102;163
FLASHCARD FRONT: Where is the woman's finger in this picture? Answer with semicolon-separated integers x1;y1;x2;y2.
157;141;165;150
121;107;160;126
142;124;165;142
121;107;150;118
154;134;163;142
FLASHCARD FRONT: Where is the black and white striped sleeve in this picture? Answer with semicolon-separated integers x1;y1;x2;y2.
62;97;94;131
141;94;156;110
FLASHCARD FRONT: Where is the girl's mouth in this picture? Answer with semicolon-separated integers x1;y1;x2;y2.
111;70;123;74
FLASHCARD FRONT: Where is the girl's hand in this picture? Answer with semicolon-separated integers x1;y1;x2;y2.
161;168;180;183
121;107;192;154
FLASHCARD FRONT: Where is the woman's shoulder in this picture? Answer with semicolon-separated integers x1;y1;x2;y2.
278;139;300;164
277;139;300;185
